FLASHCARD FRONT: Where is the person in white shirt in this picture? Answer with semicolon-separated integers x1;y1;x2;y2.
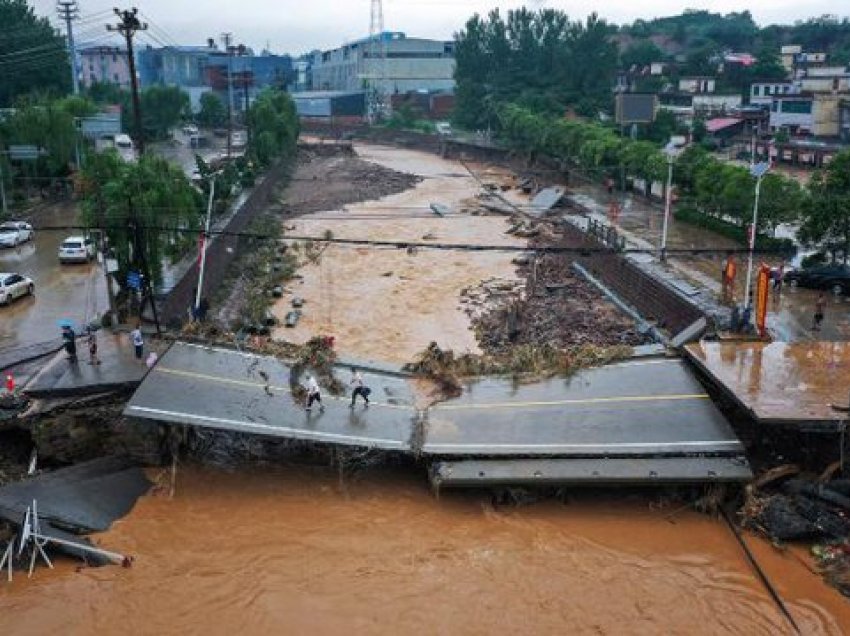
130;324;144;360
305;374;324;412
349;368;370;407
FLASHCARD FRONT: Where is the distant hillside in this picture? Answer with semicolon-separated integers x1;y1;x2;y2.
619;11;850;65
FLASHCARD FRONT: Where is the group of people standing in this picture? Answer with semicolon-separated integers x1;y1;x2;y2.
60;322;147;365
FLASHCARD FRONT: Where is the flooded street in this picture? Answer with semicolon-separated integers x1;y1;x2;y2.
272;144;524;364
1;465;848;634
0;202;107;353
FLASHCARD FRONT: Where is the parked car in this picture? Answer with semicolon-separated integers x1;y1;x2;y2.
435;121;453;136
0;272;34;305
182;124;199;136
58;236;95;264
784;264;850;295
0;221;34;247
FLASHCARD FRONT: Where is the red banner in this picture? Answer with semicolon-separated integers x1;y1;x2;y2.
756;263;770;338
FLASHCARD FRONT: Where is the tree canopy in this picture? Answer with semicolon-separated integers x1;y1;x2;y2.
80;151;202;287
799;150;850;262
197;92;226;128
0;0;70;106
453;9;618;129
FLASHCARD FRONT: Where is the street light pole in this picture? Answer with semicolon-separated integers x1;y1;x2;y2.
744;161;771;310
0;159;7;218
660;141;678;262
195;177;216;313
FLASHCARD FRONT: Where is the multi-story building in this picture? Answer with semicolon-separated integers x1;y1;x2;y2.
138;44;293;113
306;32;455;95
769;93;843;137
678;77;715;94
78;46;131;89
750;82;799;107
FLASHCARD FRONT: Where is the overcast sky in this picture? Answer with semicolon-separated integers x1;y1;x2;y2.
31;0;849;56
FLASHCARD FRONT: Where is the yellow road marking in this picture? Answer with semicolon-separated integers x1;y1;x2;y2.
155;366;411;410
432;394;710;411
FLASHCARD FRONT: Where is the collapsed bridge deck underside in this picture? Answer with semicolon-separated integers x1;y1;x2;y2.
125;342;751;485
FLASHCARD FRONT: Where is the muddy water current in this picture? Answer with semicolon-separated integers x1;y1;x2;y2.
1;464;848;635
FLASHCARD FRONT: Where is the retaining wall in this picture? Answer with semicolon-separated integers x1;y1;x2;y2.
157;160;291;327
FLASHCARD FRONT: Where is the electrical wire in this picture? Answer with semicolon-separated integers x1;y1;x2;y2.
24;223;793;257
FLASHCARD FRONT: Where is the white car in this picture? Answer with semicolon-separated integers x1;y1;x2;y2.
0;272;34;305
58;236;95;263
0;221;34;247
183;124;199;136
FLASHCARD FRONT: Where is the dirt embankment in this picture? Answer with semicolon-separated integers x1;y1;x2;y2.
281;143;422;216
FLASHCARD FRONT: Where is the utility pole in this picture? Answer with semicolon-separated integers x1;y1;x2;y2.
57;1;80;95
108;8;147;154
221;33;233;159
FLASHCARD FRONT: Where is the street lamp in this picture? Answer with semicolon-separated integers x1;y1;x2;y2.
660;141;679;262
744;161;771;309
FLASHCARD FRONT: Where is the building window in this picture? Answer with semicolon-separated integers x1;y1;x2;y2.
781;100;812;114
753;86;760;96
771;101;778;112
783;85;790;93
765;86;772;95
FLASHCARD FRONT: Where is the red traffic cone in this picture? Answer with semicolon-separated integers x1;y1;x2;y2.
5;374;14;393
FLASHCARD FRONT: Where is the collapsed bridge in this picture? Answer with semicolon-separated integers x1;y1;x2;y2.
125;341;751;489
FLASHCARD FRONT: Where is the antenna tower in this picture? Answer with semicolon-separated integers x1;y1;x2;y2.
365;0;388;122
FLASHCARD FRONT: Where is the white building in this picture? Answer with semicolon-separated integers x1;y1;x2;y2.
307;32;455;95
678;77;715;94
750;82;799;107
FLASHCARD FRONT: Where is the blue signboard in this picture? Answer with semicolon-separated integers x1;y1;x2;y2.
127;271;142;290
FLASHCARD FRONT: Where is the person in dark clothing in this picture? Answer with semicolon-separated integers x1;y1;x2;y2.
61;325;77;363
813;293;826;331
349;368;371;407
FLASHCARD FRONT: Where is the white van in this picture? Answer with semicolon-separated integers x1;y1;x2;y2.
114;133;133;149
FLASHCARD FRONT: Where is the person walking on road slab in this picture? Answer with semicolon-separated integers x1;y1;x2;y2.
87;330;100;365
131;324;144;360
813;293;826;331
349;368;371;408
305;374;324;413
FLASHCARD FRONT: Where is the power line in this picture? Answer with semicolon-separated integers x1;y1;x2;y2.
26;223;795;257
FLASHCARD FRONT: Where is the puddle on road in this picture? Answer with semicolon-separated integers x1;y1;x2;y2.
0;465;846;634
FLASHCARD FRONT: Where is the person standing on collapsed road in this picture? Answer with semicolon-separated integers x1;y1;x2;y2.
305;374;324;413
87;329;100;365
349;368;371;408
130;323;144;360
813;293;826;331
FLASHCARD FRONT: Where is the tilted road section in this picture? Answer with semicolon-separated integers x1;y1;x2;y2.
125;342;751;486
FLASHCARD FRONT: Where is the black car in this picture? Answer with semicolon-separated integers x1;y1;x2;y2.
784;264;850;295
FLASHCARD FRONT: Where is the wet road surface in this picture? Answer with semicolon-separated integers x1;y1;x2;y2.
0;202;107;358
686;340;850;425
569;179;850;343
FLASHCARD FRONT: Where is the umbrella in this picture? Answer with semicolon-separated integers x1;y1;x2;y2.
56;318;76;329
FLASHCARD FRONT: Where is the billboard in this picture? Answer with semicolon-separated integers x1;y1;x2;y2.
615;93;657;125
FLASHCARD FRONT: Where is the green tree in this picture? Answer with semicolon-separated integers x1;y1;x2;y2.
197;92;226;128
247;89;299;167
80;152;202;287
0;0;70;106
799;150;850;262
0;94;96;179
619;40;664;69
140;85;190;140
453;9;617;128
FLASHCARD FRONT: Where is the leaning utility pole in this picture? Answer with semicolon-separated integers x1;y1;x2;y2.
57;0;80;94
108;8;147;154
221;32;234;159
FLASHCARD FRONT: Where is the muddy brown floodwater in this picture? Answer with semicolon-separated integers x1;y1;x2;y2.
272;143;525;364
1;465;849;634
